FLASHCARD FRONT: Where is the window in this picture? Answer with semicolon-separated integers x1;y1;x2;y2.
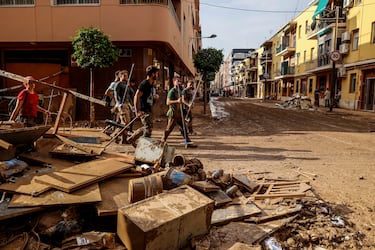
53;0;99;5
310;47;314;61
305;20;309;34
297;53;300;66
296;80;299;93
352;29;359;50
349;73;356;93
371;22;375;44
0;0;34;5
303;50;306;63
309;78;313;93
298;25;302;38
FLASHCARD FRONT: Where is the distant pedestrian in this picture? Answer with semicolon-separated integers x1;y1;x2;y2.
335;89;341;107
314;88;320;107
324;88;331;107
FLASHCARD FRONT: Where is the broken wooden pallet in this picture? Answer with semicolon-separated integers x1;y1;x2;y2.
252;181;311;199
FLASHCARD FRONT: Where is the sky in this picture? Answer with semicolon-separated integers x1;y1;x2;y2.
200;0;313;57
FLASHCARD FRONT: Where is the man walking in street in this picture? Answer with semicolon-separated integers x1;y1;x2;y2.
161;75;195;147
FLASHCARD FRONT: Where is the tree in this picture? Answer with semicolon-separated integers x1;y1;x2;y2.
72;27;119;126
193;48;223;114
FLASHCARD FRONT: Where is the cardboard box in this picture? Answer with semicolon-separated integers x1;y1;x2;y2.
117;185;214;250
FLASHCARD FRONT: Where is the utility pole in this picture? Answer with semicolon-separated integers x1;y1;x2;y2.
329;6;340;112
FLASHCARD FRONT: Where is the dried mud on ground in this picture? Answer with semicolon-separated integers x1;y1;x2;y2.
154;97;375;248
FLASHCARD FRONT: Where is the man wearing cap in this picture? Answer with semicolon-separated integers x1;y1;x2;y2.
9;76;50;127
127;65;159;145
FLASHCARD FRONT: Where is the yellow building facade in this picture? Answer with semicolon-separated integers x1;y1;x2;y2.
253;0;375;111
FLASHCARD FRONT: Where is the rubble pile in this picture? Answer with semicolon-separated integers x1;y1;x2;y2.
275;93;312;110
0;124;367;249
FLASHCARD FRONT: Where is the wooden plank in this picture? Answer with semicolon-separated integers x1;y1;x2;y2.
211;203;261;226
0;179;51;196
0;69;106;106
96;177;131;216
56;134;104;155
0;138;13;150
18;152;52;166
102;152;135;164
252;181;310;199
34;159;133;193
52;92;68;135
232;174;259;193
207;189;232;207
8;183;101;208
0;197;43;221
0;159;74;196
190;181;220;193
245;204;303;224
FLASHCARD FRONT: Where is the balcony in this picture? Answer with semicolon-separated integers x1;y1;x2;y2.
259;73;271;81
275;65;295;79
260;53;272;65
318;53;330;67
304;59;318;71
307;6;346;40
275;42;296;57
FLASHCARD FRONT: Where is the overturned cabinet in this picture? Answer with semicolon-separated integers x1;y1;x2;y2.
117;185;214;250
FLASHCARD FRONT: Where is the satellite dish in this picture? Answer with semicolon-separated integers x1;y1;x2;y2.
311;19;317;31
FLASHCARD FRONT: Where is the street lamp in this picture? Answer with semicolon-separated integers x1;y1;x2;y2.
190;34;217;40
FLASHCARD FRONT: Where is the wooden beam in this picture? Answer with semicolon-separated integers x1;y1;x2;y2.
56;134;104;155
0;69;106;106
52;92;68;135
0;139;13;150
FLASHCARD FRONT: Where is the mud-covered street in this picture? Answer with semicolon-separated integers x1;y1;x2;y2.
167;97;375;248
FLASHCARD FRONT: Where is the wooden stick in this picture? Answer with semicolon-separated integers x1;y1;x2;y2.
0;139;13;150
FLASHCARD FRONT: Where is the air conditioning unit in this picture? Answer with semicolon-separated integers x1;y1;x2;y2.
343;0;353;8
341;31;350;42
339;43;350;54
337;67;347;78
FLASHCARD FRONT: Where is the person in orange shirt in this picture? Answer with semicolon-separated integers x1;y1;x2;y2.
9;76;50;127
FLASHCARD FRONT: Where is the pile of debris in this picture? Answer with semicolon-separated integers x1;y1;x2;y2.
0;124;366;249
275;93;312;110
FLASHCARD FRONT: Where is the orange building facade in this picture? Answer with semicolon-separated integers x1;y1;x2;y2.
0;0;201;120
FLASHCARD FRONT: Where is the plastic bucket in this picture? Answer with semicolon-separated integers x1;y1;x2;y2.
128;173;163;203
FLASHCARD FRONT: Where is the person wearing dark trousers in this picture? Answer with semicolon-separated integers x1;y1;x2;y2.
127;65;159;145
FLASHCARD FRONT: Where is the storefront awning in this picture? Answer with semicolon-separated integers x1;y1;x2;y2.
312;0;329;19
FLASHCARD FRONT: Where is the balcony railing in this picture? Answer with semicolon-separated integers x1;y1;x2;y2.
280;66;295;76
318;53;330;67
304;59;318;71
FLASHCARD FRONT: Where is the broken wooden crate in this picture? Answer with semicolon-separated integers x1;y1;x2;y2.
117;185;214;250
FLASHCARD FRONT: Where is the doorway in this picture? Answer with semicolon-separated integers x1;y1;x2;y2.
364;78;375;111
